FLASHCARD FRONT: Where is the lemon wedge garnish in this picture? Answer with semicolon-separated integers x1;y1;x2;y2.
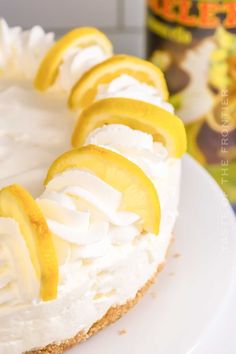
34;27;113;91
0;184;58;301
71;98;186;158
68;54;169;111
45;145;161;235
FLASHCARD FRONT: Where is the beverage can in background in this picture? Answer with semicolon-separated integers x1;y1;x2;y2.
146;0;236;212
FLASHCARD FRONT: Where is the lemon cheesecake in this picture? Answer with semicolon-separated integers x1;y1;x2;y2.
0;19;186;354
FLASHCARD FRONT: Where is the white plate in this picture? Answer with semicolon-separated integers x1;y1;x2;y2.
68;155;236;354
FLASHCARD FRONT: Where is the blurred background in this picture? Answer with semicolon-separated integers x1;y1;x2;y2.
0;0;145;57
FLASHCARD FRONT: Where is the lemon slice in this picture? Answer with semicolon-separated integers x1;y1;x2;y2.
45;145;161;235
71;97;186;158
68;54;169;111
0;184;58;301
34;27;113;91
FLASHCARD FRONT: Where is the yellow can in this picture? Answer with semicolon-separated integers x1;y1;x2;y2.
146;0;236;212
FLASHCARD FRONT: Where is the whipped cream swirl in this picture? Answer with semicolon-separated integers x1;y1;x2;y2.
0;19;111;90
86;124;169;180
56;45;110;92
96;74;174;113
38;169;140;263
0;19;54;79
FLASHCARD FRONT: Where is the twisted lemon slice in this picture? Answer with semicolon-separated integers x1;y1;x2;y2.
34;27;113;91
45;145;161;234
0;184;58;301
72;98;187;158
68;54;169;111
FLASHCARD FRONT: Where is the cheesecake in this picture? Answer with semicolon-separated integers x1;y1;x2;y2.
0;19;186;354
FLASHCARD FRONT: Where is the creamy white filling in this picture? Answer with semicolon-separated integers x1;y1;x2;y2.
0;82;76;196
96;74;174;113
0;230;175;354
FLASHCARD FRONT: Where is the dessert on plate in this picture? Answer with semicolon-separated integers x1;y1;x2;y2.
0;19;186;354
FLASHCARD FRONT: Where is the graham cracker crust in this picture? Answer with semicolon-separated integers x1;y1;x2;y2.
26;262;165;354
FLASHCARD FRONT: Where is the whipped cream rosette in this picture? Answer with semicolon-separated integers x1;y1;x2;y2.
0;19;186;354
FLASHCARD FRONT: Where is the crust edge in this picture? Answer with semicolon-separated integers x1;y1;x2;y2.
26;262;164;354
